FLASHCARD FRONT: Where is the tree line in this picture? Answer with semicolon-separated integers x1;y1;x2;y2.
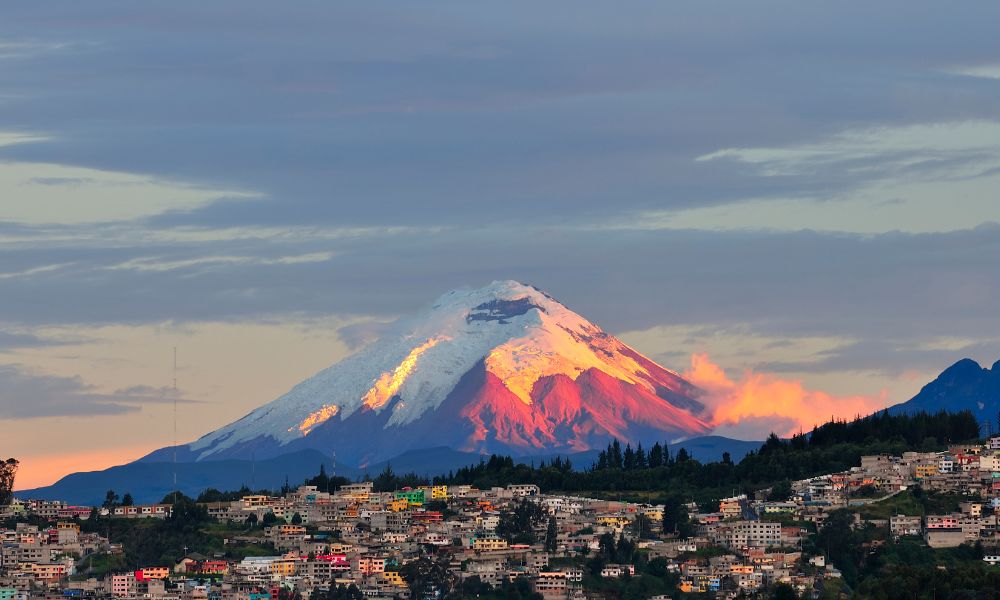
360;410;982;505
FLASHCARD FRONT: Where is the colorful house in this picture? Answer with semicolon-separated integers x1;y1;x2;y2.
135;567;170;580
387;498;409;512
395;490;425;506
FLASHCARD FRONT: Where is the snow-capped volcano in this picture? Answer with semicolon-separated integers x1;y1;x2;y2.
186;281;710;465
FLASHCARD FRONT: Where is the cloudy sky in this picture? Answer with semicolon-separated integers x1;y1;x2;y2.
3;1;1000;489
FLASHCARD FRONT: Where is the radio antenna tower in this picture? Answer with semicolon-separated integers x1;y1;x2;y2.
172;347;178;506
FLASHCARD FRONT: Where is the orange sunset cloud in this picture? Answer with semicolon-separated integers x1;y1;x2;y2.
684;353;889;439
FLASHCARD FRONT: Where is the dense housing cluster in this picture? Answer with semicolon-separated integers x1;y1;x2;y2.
2;434;999;599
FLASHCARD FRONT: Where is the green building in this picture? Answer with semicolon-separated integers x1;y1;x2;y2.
394;489;425;506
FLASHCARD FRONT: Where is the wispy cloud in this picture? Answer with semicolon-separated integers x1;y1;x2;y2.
949;64;1000;80
0;329;76;351
629;121;1000;234
0;157;261;225
337;319;396;350
0;363;197;419
105;251;334;273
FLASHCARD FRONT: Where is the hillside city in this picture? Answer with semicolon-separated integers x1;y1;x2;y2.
6;0;1000;596
3;434;1000;600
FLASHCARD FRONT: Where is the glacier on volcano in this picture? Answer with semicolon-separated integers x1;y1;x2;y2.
185;280;710;465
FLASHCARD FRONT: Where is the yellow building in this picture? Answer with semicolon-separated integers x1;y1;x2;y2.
641;507;664;522
596;515;631;529
269;558;298;577
915;464;939;479
387;498;409;512
382;571;405;587
275;524;306;536
472;536;509;551
430;485;449;500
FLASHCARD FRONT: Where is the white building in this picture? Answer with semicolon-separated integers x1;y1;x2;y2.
507;484;541;497
600;564;635;578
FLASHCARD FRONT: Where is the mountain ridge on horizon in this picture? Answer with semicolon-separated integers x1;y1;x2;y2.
889;357;1000;432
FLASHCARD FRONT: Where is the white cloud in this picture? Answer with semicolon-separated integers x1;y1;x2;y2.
105;251;335;273
0;134;260;224
0;40;73;61
950;64;1000;80
696;120;1000;167
0;362;191;419
0;262;74;280
0;132;49;147
631;121;1000;234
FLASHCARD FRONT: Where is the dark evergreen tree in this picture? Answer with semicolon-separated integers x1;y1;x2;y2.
598;532;616;560
307;464;329;491
768;480;792;501
102;490;120;509
613;533;636;563
0;459;17;506
322;584;364;600
661;494;694;539
769;582;797;600
497;500;547;544
596;450;608;471
400;556;454;599
544;516;558;553
623;444;635;470
635;443;647;469
610;439;623;470
648;442;664;468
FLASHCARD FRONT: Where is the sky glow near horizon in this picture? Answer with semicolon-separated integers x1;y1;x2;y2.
2;1;1000;489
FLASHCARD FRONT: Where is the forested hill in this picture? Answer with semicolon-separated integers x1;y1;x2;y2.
426;410;981;503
